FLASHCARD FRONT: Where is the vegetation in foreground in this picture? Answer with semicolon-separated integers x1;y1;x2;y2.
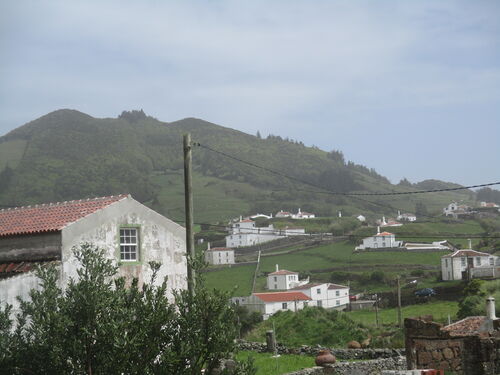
245;307;367;348
0;243;254;374
236;351;315;375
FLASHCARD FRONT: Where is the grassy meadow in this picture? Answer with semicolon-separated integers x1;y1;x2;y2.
236;351;315;375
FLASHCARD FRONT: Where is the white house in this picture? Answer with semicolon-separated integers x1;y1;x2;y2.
235;291;312;319
480;202;499;208
284;227;306;236
250;213;273;219
0;195;187;313
443;202;472;218
356;215;366;222
204;243;235;265
225;219;284;248
404;241;451;251
441;249;499;281
276;210;292;218
291;282;349;310
355;228;403;250
378;216;403;227
397;211;417;222
267;265;309;290
292;208;315;219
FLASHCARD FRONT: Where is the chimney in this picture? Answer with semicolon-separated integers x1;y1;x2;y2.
207;242;211;250
486;296;496;320
240;215;242;221
468;239;472;249
377;226;380;234
276;264;279;272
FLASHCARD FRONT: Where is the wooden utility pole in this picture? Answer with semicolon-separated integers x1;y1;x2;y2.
397;275;402;327
183;133;195;296
375;293;379;328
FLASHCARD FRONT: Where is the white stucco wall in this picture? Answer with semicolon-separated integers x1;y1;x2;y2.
442;255;497;281
205;250;235;265
60;197;187;299
267;273;299;290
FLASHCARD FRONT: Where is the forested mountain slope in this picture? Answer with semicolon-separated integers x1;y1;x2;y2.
0;109;472;222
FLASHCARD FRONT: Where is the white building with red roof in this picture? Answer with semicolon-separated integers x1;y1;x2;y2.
204;243;234;265
233;291;312;319
355;227;403;250
441;248;499;281
267;264;309;290
0;195;187;312
291;282;349;309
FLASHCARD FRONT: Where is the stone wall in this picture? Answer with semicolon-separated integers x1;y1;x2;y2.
404;317;500;375
236;341;404;360
283;357;406;375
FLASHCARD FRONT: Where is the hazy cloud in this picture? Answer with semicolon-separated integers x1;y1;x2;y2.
0;0;499;185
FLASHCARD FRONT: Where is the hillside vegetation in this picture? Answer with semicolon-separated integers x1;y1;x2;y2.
0;109;474;222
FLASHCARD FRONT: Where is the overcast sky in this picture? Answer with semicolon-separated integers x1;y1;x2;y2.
1;1;499;186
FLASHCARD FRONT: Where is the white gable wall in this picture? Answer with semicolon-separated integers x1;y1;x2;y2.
60;197;187;299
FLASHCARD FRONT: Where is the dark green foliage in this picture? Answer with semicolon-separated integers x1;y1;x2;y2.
0;243;252;375
370;270;385;283
477;188;500;204
415;202;428;216
245;307;367;347
457;279;486;319
234;305;262;336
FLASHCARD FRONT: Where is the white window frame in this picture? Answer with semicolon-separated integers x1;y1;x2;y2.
120;227;139;262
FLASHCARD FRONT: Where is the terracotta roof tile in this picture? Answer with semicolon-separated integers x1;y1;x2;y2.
442;316;489;336
0;195;128;237
442;249;492;258
0;260;59;278
253;291;312;302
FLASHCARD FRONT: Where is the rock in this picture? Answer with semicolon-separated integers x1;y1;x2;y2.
347;340;361;349
315;350;336;366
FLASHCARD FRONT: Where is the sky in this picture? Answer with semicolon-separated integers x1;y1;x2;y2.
1;0;499;186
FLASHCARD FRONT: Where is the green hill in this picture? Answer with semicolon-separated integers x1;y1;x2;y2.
0;109;474;222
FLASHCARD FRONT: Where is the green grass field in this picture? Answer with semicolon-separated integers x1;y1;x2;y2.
346;300;459;326
236;351;315;375
203;264;256;296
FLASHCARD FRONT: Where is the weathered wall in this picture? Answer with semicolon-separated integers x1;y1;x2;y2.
60;197;187;299
0;232;61;262
0;264;61;314
405;317;500;375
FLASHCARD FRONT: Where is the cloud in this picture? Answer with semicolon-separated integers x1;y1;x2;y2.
0;0;499;185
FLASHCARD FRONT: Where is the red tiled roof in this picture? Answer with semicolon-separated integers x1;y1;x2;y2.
442;249;492;258
253;291;312;303
269;270;298;276
240;219;254;223
376;231;394;236
328;283;349;289
0;195;128;237
442;316;488;336
0;260;59;278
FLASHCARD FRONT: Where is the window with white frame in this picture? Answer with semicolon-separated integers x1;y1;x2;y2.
336;300;340;306
282;302;287;309
461;257;466;267
316;288;321;294
476;257;481;266
490;258;494;266
120;228;139;261
336;290;340;297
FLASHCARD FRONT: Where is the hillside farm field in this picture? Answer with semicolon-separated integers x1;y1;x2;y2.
204;240;451;295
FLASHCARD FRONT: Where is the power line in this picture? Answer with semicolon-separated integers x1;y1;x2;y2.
197;143;500;196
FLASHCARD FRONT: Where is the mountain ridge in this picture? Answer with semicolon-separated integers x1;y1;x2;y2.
0;109;473;221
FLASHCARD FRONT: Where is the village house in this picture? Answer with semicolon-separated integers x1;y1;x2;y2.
225;218;283;248
397;211;417;222
204;243;235;265
292;208;315;219
233;291;312;320
267;264;309;290
0;195;187;312
441;248;499;281
355;227;403;250
480;202;499;208
291;282;350;310
275;210;292;218
356;214;366;222
443;202;473;218
377;216;403;227
225;218;306;248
